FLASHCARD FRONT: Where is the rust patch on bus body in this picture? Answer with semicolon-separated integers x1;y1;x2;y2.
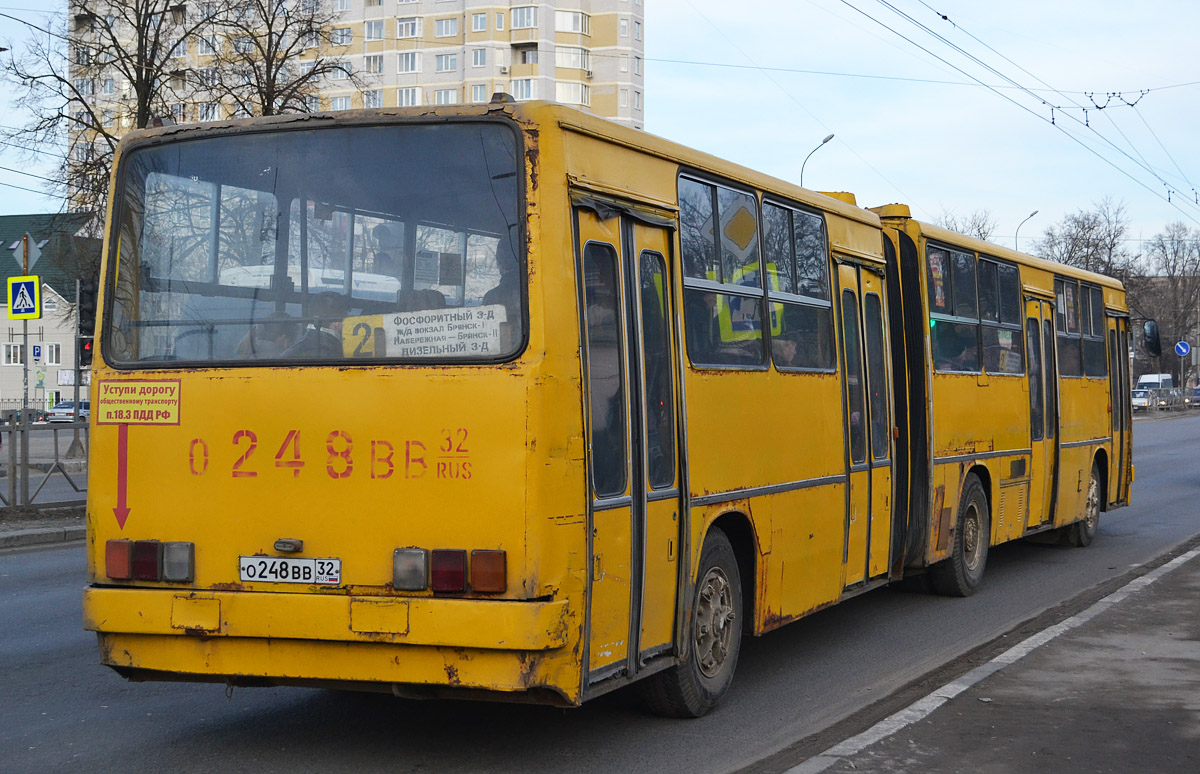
933;485;951;551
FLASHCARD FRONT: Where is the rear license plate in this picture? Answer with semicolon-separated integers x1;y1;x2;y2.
239;556;341;585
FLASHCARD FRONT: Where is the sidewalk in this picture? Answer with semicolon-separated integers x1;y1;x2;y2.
790;544;1200;773
0;505;85;549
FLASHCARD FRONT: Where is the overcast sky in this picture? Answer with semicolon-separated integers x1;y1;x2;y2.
1;1;1198;251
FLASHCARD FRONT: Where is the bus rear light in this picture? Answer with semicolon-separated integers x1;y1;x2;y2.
162;542;195;583
392;548;429;590
105;539;134;580
469;550;507;593
430;549;467;592
131;540;163;581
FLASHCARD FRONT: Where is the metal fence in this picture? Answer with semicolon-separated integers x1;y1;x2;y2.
0;413;88;508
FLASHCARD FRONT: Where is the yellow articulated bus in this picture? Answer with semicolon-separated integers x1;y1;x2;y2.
82;99;1159;717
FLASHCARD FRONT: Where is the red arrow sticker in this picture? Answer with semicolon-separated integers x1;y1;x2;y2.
114;422;130;529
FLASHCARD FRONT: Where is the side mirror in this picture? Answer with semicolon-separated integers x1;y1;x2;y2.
1143;320;1162;357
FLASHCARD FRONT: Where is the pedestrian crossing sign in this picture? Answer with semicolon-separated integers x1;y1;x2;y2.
7;276;41;320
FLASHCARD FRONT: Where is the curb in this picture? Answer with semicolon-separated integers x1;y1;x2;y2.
0;525;86;549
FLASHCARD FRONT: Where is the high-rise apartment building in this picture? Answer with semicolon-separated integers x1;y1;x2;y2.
323;1;646;128
73;1;646;133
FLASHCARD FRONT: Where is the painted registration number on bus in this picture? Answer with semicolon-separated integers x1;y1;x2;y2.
238;556;341;585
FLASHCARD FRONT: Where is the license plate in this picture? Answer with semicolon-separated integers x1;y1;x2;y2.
239;556;341;585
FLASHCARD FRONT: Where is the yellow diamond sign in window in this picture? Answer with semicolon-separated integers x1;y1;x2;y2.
724;206;758;251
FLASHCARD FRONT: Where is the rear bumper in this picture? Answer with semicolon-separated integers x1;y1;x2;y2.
83;587;577;701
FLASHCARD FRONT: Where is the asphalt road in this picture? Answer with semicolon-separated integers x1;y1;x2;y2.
3;413;1199;774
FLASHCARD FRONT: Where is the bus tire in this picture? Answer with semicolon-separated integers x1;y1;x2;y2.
1063;463;1101;547
930;474;989;597
640;528;742;718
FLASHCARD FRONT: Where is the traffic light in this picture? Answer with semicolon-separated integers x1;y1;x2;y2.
77;279;97;368
78;279;97;337
77;338;93;368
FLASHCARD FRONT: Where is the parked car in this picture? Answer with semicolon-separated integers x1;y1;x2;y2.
1186;387;1200;409
1131;389;1152;411
48;400;90;422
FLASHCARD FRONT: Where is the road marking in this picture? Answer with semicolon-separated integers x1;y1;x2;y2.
787;546;1200;774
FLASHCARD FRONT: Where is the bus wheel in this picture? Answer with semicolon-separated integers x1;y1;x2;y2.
640;528;742;718
1063;463;1101;547
930;474;989;597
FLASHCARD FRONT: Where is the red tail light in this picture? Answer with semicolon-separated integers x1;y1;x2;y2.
430;549;467;592
131;540;163;581
105;540;133;580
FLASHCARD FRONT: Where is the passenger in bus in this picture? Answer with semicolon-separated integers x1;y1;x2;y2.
482;255;520;319
373;224;403;277
936;329;978;372
283;292;349;358
235;312;300;359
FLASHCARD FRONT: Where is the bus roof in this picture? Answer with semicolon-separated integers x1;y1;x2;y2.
871;203;1126;292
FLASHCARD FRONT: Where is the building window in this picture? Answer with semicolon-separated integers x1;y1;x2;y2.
363;89;383;109
620;54;629;72
496;13;504;30
511;78;536;100
101;78;115;95
634;56;642;75
472;13;487;32
102;108;114;126
471;49;486;67
619;88;628;107
435;54;457;72
198;102;220;121
364;54;383;74
519;47;538;64
555;11;591;35
331;28;352;46
333;0;349;10
365;20;383;40
634;20;642;41
304;95;320;112
197;35;215;55
555;46;590;70
365;0;381;6
397;87;421;106
330;65;349;80
397;17;420;38
435;18;458;37
330;95;351;111
398;52;419;73
435;89;458;105
619;18;629;37
634;90;641;110
46;343;62;366
511;6;537;29
555;82;590;106
3;343;23;366
169;37;186;58
74;78;94;96
470;83;487;102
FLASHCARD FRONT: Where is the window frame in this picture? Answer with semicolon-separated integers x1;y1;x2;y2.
926;241;982;374
761;195;835;374
678;171;768;371
976;254;1025;377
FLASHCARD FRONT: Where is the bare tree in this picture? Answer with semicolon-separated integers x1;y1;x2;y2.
1132;223;1200;385
1;2;221;233
1031;198;1140;283
933;208;997;242
199;0;357;117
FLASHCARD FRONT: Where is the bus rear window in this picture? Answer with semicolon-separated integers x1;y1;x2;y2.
105;122;524;365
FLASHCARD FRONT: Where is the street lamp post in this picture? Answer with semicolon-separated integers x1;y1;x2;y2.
1014;210;1039;250
800;133;835;188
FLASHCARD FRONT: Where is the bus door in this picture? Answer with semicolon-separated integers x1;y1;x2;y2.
576;207;683;683
835;261;894;588
1108;317;1130;503
1025;298;1059;529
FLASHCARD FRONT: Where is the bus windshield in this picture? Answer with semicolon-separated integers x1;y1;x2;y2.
105;121;524;365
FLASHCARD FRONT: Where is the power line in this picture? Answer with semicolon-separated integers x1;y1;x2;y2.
835;0;1200;228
